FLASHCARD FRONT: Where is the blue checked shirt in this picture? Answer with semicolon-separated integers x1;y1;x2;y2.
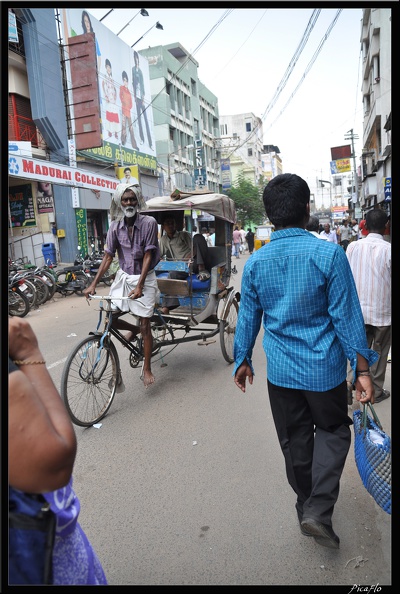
233;228;378;391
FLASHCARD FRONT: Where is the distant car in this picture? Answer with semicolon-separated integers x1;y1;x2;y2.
254;224;275;251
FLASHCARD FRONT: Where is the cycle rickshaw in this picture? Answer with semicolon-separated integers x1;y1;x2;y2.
61;191;240;426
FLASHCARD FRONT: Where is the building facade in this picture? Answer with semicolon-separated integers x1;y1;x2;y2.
219;113;264;188
139;43;221;195
360;7;391;218
8;8;160;265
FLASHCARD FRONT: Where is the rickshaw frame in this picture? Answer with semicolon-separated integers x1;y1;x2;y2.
60;191;240;427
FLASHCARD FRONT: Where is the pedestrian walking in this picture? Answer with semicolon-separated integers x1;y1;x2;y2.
338;219;352;251
233;173;378;550
346;209;391;404
232;226;241;258
245;228;255;253
319;223;337;243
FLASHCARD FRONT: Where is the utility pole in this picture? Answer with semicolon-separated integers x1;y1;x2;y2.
345;129;359;208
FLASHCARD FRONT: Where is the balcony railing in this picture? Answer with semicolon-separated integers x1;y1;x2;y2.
8;114;47;150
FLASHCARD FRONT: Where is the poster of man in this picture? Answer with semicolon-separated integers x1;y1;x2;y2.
116;165;139;184
36;181;54;213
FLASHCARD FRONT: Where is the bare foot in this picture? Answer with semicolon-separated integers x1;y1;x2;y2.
142;369;155;388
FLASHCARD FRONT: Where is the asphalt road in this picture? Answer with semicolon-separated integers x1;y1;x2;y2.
23;253;391;586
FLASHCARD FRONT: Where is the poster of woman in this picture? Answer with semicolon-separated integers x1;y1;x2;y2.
36;181;54;213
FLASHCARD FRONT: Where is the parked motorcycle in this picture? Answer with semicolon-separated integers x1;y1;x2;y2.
9;277;30;317
54;261;90;296
75;245;115;287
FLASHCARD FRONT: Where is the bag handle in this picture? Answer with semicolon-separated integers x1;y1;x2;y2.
361;402;383;431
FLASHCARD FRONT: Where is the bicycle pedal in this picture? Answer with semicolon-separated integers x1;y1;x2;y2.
197;339;216;345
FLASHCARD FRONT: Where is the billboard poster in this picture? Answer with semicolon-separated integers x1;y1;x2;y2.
60;9;157;170
330;145;351;160
221;158;231;191
9;184;36;227
330;159;351;174
36;182;55;213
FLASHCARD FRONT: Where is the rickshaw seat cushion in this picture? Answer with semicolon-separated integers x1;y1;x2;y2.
155;271;210;291
154;260;189;273
191;274;211;290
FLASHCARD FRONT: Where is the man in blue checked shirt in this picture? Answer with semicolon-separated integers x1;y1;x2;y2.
233;173;378;550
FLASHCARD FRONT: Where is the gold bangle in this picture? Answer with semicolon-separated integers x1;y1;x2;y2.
13;360;46;366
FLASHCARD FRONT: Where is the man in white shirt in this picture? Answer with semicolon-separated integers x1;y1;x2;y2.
320;223;337;243
346;209;391;403
338;219;352;251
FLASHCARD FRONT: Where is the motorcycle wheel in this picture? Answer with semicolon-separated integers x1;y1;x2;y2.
102;273;115;287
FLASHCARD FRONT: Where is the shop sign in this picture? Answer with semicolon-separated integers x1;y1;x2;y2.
9;155;119;192
9;184;36;227
384;177;391;202
330;159;351;174
194;140;207;189
75;208;88;256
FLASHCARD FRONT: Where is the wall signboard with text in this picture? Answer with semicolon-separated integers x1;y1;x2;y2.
9;184;36;227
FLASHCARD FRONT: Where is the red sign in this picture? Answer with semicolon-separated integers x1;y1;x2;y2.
330;145;352;160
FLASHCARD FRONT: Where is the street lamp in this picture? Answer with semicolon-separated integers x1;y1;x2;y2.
319;179;332;209
131;21;163;48
116;8;149;37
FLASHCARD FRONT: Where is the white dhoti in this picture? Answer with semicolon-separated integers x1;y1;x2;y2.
108;269;158;319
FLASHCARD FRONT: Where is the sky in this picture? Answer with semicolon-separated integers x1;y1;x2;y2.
87;5;365;207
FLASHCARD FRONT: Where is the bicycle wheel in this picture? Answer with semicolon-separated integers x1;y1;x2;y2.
219;295;239;363
61;335;120;426
29;275;50;305
8;288;30;317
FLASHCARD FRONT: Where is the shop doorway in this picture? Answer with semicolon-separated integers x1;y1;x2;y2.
87;210;108;254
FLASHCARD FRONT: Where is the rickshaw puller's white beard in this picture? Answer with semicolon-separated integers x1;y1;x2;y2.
122;205;137;218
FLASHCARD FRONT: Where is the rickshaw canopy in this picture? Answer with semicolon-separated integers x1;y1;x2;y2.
145;191;237;224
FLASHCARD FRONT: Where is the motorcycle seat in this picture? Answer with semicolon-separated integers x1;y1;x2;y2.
62;265;83;272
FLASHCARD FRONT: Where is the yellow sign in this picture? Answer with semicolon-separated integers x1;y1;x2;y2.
335;158;351;173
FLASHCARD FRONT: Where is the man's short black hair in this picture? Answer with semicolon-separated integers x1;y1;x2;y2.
263;173;310;228
161;213;176;224
366;209;388;233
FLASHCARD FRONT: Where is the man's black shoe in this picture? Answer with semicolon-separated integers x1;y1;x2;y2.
374;389;390;404
300;518;340;549
297;511;312;536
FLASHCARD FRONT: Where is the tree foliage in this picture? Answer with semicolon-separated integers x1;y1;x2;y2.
227;172;266;228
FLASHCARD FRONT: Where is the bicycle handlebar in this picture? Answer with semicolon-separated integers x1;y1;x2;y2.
87;294;147;307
